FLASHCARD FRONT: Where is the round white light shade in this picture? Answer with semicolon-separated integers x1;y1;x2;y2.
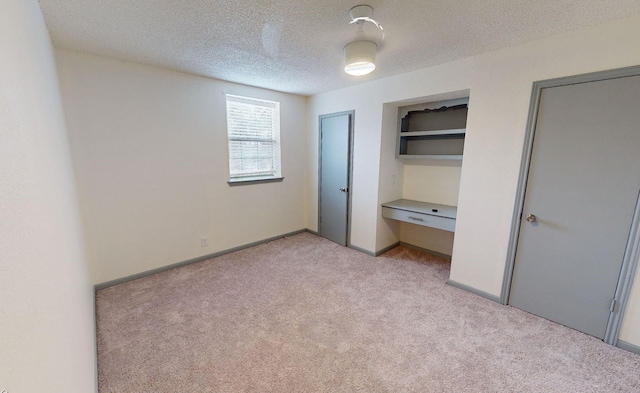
344;40;377;76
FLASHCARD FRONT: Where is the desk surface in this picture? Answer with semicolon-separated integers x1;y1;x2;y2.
381;199;457;220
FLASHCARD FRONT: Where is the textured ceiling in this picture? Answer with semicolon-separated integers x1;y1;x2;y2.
39;0;640;96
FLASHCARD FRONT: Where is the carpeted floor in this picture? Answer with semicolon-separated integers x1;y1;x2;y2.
96;232;640;392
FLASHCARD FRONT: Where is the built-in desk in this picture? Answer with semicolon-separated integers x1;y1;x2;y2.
381;199;457;232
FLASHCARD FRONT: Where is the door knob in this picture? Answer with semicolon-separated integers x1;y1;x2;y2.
339;188;348;193
525;214;537;222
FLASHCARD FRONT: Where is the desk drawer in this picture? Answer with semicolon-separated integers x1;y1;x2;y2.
382;207;455;232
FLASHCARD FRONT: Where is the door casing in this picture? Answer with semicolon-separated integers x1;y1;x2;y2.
317;110;355;247
502;65;640;346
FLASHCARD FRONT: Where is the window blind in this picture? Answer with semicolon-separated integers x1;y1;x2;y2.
226;95;281;179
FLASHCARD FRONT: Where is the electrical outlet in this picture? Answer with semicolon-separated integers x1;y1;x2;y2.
201;237;208;247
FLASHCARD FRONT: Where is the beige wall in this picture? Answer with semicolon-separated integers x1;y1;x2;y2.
375;102;405;250
0;1;97;391
620;276;640;344
400;164;462;255
402;165;462;207
307;14;640;346
56;50;308;284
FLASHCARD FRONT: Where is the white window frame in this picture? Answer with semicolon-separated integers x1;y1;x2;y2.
225;94;282;185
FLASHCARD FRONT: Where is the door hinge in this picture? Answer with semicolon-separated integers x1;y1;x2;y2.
609;299;617;313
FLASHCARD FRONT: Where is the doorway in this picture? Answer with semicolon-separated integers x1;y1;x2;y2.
318;111;354;246
503;67;640;344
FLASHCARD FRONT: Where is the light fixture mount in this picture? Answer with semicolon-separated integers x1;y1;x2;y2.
349;5;384;37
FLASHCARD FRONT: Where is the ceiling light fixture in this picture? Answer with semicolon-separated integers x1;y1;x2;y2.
344;5;384;77
344;39;377;76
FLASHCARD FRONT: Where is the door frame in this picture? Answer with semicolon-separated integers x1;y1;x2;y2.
501;65;640;346
318;110;355;247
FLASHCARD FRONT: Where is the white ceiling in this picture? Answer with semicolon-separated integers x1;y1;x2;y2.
39;0;640;96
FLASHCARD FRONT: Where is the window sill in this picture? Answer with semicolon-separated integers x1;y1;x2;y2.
227;176;284;186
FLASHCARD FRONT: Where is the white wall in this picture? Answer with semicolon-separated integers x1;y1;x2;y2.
56;50;308;284
0;1;96;392
307;14;640;346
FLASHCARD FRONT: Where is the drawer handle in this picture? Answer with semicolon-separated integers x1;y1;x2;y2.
408;216;424;222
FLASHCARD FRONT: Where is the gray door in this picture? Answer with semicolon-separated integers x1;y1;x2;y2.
319;112;352;246
510;75;640;339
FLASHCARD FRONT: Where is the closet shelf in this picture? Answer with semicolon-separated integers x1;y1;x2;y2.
397;102;468;159
399;128;466;137
399;154;463;160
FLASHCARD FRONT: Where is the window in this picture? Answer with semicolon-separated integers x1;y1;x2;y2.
225;95;282;184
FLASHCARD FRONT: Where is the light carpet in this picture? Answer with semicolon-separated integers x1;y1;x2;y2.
96;232;640;392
